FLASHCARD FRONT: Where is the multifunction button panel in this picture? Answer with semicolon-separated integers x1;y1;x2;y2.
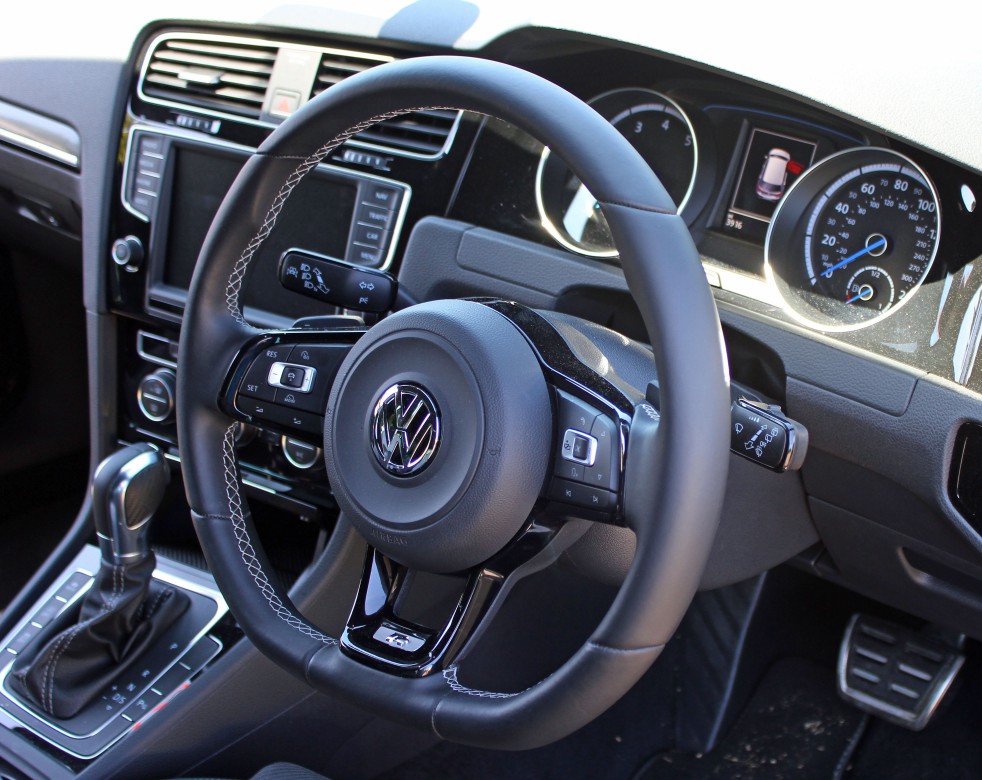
347;182;405;267
549;390;622;517
234;342;351;440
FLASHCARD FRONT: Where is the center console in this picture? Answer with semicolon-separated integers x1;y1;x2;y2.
2;24;475;775
0;546;227;762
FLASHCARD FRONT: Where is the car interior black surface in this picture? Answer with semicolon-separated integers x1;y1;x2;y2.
2;6;982;779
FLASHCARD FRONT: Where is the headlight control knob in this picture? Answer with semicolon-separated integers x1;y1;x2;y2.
137;369;176;423
111;235;144;270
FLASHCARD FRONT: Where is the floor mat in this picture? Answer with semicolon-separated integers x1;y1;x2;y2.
635;657;866;780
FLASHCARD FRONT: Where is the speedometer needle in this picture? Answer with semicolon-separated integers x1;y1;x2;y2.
810;236;887;282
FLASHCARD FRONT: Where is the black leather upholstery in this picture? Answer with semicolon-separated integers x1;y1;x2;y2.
177;56;730;749
8;554;188;719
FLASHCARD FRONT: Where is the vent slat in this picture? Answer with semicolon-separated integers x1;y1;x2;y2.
143;36;277;120
212;87;266;105
353;128;445;155
376;117;455;139
149;62;268;90
413;108;459;120
154;50;274;76
165;40;277;62
319;57;375;75
312;53;458;157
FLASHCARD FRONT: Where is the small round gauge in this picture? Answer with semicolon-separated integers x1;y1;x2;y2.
765;147;940;331
535;88;698;258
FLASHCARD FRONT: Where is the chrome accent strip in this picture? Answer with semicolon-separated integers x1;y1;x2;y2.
136;330;178;369
0;99;80;168
534;87;698;259
137;31;461;161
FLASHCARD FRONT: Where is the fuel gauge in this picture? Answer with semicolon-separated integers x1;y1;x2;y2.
845;266;895;311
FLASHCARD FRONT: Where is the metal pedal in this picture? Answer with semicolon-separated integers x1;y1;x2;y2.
837;613;964;730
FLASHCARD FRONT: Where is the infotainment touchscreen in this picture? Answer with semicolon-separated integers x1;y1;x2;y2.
158;145;357;319
126;129;409;324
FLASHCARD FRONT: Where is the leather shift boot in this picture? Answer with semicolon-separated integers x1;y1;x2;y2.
8;554;188;719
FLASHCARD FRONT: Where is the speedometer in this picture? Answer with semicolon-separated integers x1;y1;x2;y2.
535;88;697;258
765;148;940;331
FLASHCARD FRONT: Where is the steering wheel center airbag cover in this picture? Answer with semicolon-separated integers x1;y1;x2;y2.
325;299;551;572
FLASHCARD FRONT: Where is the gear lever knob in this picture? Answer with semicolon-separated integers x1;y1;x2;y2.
91;443;169;565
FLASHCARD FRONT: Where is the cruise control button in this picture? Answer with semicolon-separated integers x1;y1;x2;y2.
279;345;347;413
264;405;322;436
280;366;306;388
237;396;276;421
268;362;314;392
240;345;291;401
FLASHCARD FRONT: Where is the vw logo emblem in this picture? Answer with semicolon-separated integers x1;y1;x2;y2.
371;383;441;477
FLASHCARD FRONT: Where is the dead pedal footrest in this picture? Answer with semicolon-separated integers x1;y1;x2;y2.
837;613;964;730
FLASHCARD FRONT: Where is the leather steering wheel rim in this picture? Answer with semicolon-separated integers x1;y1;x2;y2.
177;56;730;750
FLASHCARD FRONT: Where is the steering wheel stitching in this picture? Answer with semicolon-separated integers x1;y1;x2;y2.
177;55;729;750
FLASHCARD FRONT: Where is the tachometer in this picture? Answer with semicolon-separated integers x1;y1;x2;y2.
535;88;697;258
765;148;940;331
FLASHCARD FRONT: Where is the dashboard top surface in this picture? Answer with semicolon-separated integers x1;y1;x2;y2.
2;1;981;177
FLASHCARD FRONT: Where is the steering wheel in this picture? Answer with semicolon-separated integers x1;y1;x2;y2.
176;56;729;750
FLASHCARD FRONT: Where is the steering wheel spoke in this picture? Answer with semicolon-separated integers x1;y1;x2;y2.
342;514;583;676
219;326;365;443
473;300;638;526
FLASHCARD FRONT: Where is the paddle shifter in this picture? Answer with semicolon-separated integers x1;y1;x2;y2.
8;444;188;719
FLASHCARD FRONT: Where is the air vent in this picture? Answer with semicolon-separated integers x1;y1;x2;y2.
312;53;460;159
142;37;277;119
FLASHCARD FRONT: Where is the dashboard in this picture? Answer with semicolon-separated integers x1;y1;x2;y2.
2;3;982;774
3;0;982;689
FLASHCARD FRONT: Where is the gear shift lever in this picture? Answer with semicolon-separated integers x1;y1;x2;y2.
9;444;188;720
92;443;169;565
